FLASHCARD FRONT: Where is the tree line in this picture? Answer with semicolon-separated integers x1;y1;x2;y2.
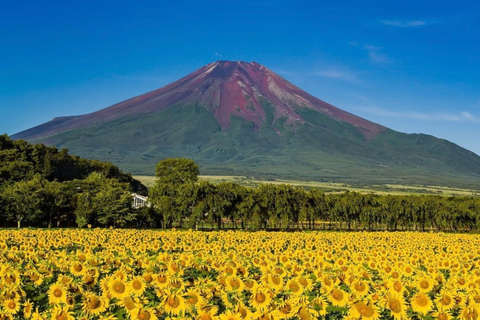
0;135;147;228
147;158;480;232
1;135;480;231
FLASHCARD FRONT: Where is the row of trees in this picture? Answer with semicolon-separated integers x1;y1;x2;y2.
0;173;137;228
148;159;480;232
2;134;480;232
0;135;147;228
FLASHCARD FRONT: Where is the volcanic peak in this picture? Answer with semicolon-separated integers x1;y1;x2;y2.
14;60;385;141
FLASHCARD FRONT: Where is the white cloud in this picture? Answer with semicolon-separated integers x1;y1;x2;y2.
363;45;382;51
381;20;427;27
314;67;361;84
461;111;474;120
274;69;293;76
357;106;480;123
363;45;392;65
214;52;223;57
114;75;169;84
367;51;390;64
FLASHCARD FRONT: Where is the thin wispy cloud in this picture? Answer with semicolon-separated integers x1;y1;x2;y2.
358;106;480;123
214;52;223;57
349;42;392;65
114;75;169;84
363;45;391;65
274;69;293;76
314;67;361;84
381;20;428;27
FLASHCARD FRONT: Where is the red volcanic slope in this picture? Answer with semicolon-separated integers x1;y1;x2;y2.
18;61;385;140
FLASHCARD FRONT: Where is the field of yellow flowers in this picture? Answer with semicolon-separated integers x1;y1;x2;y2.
0;229;479;320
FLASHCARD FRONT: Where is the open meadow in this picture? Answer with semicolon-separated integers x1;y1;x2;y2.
1;228;479;319
135;175;480;196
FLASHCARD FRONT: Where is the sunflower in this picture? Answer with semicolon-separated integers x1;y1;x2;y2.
285;278;303;296
250;288;272;313
433;311;452;320
436;291;455;311
417;276;435;293
131;308;159;320
235;302;253;319
154;273;169;288
349;301;380;320
218;310;243;320
2;299;20;315
320;275;338;293
225;275;244;292
48;283;68;305
403;265;414;277
2;269;20;287
168;276;185;291
50;305;75;320
26;270;44;286
385;293;408;320
82;292;108;316
128;276;147;296
273;300;296;319
469;292;480;307
0;313;13;320
117;296;140;315
197;304;219;320
99;315;118;320
312;296;327;317
56;275;72;287
350;280;369;297
268;274;284;291
388;279;406;295
31;308;43;320
457;277;468;290
184;289;205;307
297;276;313;290
108;277;128;299
297;306;314;320
70;263;86;277
454;292;468;309
142;272;154;285
243;278;259;292
163;290;186;315
23;299;34;318
65;295;75;310
327;287;349;307
411;292;433;315
459;306;479;320
253;311;273;320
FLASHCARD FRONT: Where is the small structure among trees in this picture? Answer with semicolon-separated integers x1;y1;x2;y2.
132;193;149;208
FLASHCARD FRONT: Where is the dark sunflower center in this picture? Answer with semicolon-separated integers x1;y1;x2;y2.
54;288;63;297
113;281;125;294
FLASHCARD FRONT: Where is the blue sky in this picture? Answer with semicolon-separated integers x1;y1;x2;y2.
1;0;480;154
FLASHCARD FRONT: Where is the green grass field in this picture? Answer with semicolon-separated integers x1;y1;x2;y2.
134;175;480;196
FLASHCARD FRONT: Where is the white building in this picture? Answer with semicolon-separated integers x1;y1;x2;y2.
132;193;150;208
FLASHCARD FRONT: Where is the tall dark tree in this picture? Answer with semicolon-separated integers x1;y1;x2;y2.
155;158;199;185
3;174;45;228
150;158;200;228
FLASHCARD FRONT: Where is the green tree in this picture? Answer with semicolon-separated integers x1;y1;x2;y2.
155;158;199;185
150;158;200;228
74;172;135;227
95;179;135;227
3;175;45;228
213;182;246;229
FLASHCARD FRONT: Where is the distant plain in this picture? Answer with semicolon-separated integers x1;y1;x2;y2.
134;175;480;196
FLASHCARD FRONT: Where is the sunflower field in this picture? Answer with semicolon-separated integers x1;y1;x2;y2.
0;229;479;320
